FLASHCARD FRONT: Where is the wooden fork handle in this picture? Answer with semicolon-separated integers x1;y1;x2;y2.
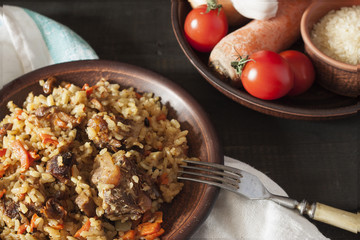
313;203;360;233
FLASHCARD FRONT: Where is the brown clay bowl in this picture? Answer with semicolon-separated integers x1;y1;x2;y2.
0;60;222;240
301;1;359;97
171;0;360;120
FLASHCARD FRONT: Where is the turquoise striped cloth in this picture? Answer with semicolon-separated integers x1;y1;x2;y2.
1;5;98;88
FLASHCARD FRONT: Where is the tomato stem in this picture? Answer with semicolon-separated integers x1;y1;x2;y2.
206;0;222;14
231;56;255;76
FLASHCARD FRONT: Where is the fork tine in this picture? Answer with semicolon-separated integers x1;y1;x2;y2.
182;159;243;176
178;160;244;193
180;165;240;181
179;170;239;186
177;176;239;193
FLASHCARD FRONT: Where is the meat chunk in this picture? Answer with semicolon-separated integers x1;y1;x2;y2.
43;77;57;94
113;113;132;126
91;151;155;221
34;106;81;129
91;151;121;186
52;111;81;129
102;187;142;220
24;202;41;219
4;201;20;220
87;115;110;147
90;98;105;112
34;106;56;118
87;115;123;152
43;198;67;220
86;113;144;153
46;152;74;184
114;151;160;199
75;191;96;217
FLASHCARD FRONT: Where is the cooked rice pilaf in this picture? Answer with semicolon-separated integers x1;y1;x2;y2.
0;78;197;239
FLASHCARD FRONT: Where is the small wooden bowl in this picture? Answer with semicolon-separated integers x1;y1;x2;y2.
301;1;359;97
0;60;223;240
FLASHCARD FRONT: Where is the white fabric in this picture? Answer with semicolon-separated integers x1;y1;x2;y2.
191;156;329;240
0;5;98;89
1;6;52;86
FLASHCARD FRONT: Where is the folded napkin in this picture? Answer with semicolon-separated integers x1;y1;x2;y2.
191;156;329;240
0;5;328;240
0;5;98;88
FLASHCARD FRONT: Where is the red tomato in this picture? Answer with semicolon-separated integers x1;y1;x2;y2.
279;50;315;96
184;4;228;52
240;50;294;100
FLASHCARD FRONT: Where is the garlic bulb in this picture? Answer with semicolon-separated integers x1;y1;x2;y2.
188;0;206;8
230;0;278;20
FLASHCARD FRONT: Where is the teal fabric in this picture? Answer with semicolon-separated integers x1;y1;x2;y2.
23;8;98;63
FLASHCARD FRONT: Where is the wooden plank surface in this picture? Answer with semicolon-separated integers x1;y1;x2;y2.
4;0;359;239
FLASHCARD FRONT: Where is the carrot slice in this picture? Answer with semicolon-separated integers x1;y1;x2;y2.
39;133;59;146
85;87;94;98
17;192;26;201
11;140;31;170
74;219;91;238
137;222;161;236
0;148;6;157
15;109;23;120
81;83;95;97
135;92;143;99
122;229;136;240
153;211;163;223
53;117;68;129
156;113;166;121
81;83;90;90
17;224;27;234
158;173;169;185
51;223;64;230
0;189;6;198
29;213;39;232
144;228;165;240
28;150;40;162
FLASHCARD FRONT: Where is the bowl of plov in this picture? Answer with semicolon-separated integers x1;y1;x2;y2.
0;60;222;240
301;1;359;97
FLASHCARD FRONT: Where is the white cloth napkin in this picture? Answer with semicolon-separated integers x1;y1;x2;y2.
0;5;328;240
0;5;98;88
191;156;329;240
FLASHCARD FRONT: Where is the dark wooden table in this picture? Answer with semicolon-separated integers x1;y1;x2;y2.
5;1;359;239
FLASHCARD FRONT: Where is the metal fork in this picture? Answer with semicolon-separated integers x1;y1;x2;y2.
178;159;360;233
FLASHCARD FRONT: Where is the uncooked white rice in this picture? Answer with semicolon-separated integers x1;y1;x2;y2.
311;5;360;65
